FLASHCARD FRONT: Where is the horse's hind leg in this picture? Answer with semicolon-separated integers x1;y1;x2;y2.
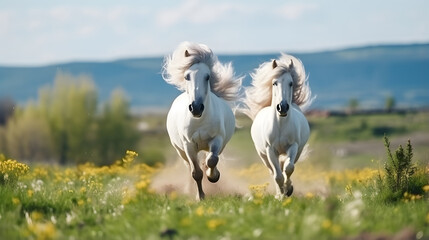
284;143;298;197
205;136;222;183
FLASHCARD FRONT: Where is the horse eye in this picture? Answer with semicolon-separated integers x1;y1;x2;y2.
205;75;210;81
273;82;277;86
184;74;190;81
289;82;293;87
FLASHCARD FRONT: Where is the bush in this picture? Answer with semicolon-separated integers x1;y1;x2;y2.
375;136;429;202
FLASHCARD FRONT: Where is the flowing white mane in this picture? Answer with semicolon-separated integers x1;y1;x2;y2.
243;53;312;119
162;42;243;101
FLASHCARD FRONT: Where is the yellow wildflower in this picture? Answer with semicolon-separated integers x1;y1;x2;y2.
423;185;429;192
77;199;85;206
249;182;269;198
195;206;204;216
322;219;342;236
331;224;342;236
33;167;48;179
0;158;30;183
345;184;353;196
207;219;226;230
305;192;314;199
253;198;263;205
206;207;214;215
28;190;34;197
12;197;20;205
322;219;332;229
27;222;57;240
121;150;138;167
121;196;133;205
180;217;191;227
168;191;178;200
31;211;43;221
135;180;149;190
282;197;292;207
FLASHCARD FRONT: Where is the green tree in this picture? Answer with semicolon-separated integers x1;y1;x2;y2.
0;97;15;126
39;72;98;164
385;95;396;113
347;98;359;114
96;89;139;165
0;126;7;154
2;71;138;165
5;103;54;161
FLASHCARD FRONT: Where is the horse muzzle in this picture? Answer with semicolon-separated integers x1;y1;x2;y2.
276;100;289;117
189;101;205;118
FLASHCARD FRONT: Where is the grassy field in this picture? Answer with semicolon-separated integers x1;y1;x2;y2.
1;112;429;240
136;111;429;167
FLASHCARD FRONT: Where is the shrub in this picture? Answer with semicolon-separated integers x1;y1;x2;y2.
384;136;416;193
375;136;429;202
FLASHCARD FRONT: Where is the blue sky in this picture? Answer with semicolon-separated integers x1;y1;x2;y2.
1;0;428;65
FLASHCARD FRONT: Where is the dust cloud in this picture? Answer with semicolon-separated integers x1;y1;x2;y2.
151;154;255;198
151;151;329;199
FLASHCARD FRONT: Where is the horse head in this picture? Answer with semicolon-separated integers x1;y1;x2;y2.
271;59;294;117
184;50;211;118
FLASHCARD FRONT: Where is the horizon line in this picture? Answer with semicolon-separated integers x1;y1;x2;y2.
1;41;428;68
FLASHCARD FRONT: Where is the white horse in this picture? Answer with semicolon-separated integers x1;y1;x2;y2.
243;54;312;199
163;42;242;200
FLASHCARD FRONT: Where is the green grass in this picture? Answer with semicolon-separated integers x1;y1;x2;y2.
1;160;428;240
1;112;429;239
308;112;429;143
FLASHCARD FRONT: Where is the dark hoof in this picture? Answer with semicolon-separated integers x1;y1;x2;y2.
286;185;294;197
207;155;219;168
208;172;220;183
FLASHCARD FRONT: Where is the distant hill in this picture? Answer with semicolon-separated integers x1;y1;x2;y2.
1;43;428;112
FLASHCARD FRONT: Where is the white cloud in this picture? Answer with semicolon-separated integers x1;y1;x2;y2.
156;0;239;27
277;3;318;20
0;10;13;34
49;6;73;22
77;25;97;36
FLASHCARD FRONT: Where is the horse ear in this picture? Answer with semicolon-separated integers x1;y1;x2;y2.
289;59;294;69
272;60;278;69
185;50;191;57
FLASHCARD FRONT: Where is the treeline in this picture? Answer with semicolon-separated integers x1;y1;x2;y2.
0;72;138;165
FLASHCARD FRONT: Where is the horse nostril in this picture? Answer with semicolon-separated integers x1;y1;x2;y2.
285;103;290;111
189;104;193;112
276;104;281;112
200;104;204;112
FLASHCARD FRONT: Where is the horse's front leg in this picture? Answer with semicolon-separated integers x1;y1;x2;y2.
283;143;298;197
184;143;205;201
205;136;223;183
266;147;284;200
173;147;192;194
